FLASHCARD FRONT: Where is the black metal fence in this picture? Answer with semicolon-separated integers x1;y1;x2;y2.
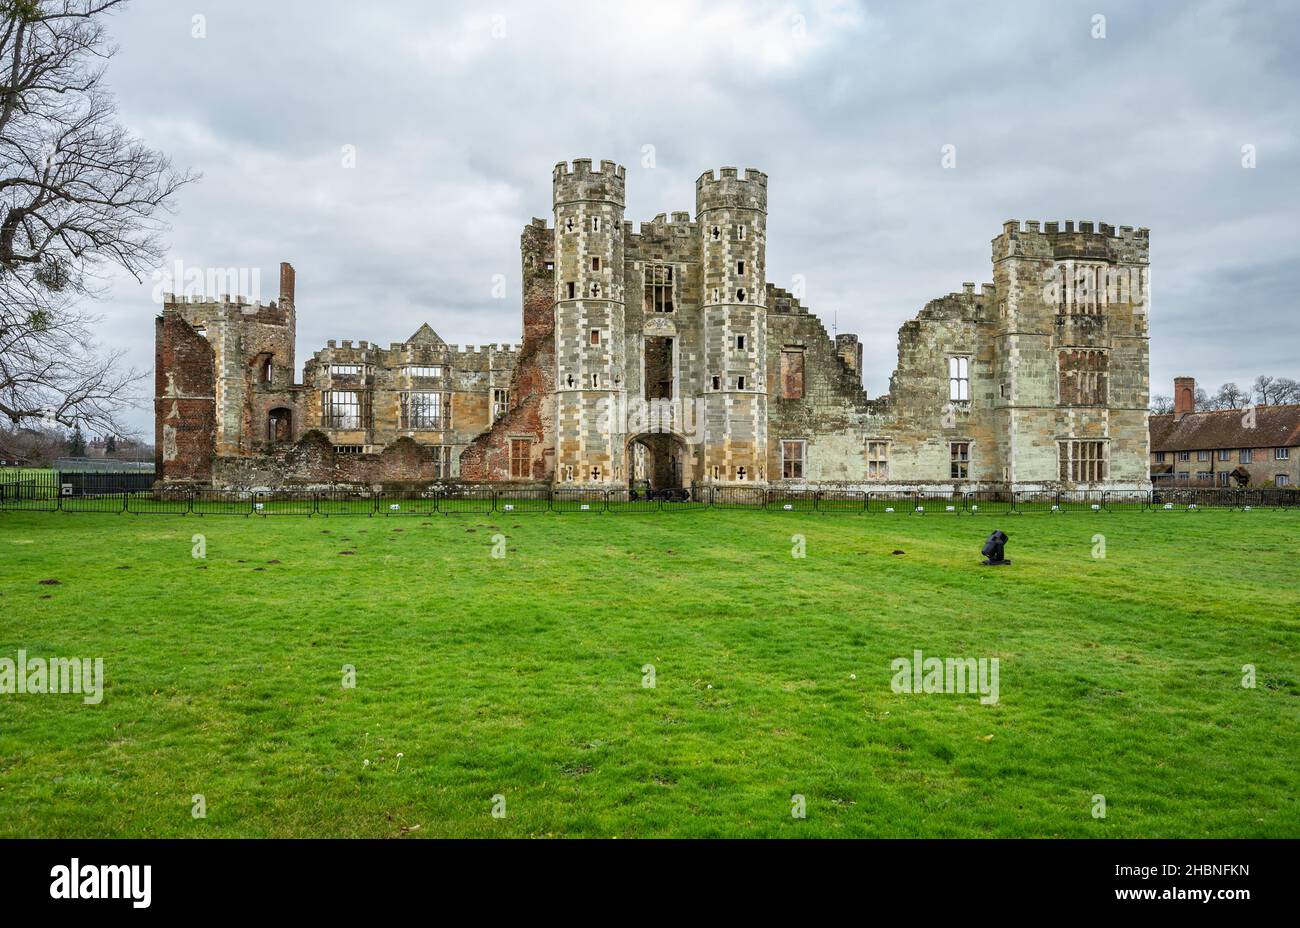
1;471;1297;516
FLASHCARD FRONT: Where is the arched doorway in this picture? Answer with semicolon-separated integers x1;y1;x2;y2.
628;432;688;497
267;407;293;443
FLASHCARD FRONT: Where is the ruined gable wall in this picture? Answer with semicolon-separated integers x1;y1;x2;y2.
765;285;882;482
881;287;1002;483
460;219;557;481
155;313;217;482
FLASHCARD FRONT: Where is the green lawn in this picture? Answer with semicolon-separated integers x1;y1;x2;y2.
1;508;1296;838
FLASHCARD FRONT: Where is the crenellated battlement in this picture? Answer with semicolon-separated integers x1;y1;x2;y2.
553;157;626;206
997;219;1149;263
696;166;768;214
1000;219;1149;240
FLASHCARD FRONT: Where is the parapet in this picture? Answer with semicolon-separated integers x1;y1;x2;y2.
696;166;768;214
553;157;626;207
997;219;1150;263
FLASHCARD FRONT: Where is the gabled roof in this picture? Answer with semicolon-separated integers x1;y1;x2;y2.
1150;404;1300;452
406;323;446;347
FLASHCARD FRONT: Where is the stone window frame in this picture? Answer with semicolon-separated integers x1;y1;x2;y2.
736;223;747;241
867;440;890;479
590;216;601;233
1197;450;1210;462
780;439;807;480
591;256;601;271
589;328;601;346
404;365;443;379
1218;449;1231;462
737;375;746;391
329;363;365;378
645;264;675;314
433;445;453;480
323;390;366;430
509;438;531;480
1153;451;1166;463
492;388;509;421
1059;439;1109;483
1178;451;1191;462
947;356;971;403
735;334;746;350
1056;347;1109;407
950;441;972;480
1276;448;1290;460
400;391;450;430
780;348;805;400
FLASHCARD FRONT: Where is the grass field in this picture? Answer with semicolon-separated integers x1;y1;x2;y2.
1;508;1296;838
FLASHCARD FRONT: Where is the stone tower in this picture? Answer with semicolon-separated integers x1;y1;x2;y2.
990;220;1151;485
696;167;768;483
553;159;628;485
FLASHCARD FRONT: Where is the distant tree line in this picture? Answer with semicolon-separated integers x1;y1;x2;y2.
1150;375;1300;415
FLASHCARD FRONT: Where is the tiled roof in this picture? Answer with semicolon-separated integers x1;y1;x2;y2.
1150;404;1300;452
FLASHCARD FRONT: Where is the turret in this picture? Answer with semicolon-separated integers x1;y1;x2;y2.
696;167;769;483
552;159;628;485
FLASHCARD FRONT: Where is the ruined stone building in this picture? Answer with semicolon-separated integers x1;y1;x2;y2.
155;158;1152;491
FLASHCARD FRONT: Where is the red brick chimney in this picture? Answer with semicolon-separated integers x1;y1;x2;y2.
1174;376;1196;420
279;262;296;307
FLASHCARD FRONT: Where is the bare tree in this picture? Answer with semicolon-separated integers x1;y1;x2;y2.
1252;375;1279;405
1150;394;1173;415
0;0;195;435
1272;377;1300;405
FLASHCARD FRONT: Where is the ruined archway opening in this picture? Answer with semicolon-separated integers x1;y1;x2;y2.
267;407;293;444
629;432;685;497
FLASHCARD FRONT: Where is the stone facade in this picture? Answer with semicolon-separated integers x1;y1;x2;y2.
155;159;1152;491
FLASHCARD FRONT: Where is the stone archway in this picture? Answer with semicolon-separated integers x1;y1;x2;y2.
628;431;688;495
267;407;293;443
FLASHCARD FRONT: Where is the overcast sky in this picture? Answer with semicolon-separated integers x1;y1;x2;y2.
94;0;1298;437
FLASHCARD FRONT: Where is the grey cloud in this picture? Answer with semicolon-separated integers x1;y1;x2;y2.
87;0;1297;436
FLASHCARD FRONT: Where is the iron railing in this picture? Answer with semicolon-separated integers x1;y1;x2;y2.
2;472;1298;516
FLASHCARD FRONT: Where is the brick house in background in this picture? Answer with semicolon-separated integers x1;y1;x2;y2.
1150;377;1300;487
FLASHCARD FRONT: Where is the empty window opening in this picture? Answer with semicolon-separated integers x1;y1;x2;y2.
492;388;509;420
566;281;576;300
644;265;674;313
405;365;442;378
323;391;364;430
591;256;601;271
261;357;273;384
267;408;292;443
736;288;747;303
737;375;746;390
401;391;448;430
645;336;674;400
736;260;745;275
590;329;601;346
948;357;970;402
736;334;746;350
950;442;971;479
712;375;721;390
867;441;889;479
591;216;601;232
510;439;531;479
781;440;806;480
736;224;746;240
